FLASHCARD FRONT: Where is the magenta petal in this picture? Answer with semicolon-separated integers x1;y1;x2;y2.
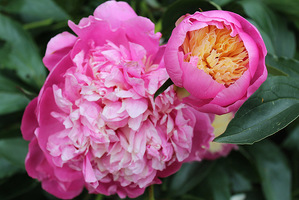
93;1;137;29
184;111;213;162
41;178;83;200
123;17;161;58
43;32;77;71
229;12;267;56
26;138;84;199
157;161;182;178
25;138;45;179
36;87;65;153
212;70;251;106
21;98;38;141
164;27;186;87
182;62;225;99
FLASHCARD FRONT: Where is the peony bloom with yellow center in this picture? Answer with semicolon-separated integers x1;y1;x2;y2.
165;11;267;114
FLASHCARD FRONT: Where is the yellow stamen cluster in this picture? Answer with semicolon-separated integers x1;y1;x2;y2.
181;25;249;87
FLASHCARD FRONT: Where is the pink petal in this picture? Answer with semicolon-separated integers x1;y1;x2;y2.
43;32;77;71
21;98;38;141
182;61;225;99
211;70;251;107
93;1;137;29
125;98;148;118
83;156;98;186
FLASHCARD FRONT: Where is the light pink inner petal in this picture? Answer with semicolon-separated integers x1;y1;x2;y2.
125;98;148;118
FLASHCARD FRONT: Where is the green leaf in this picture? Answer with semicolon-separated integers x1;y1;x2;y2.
169;161;215;197
0;0;69;22
240;0;296;58
226;152;257;193
161;0;217;39
154;78;173;99
0;173;38;200
266;54;299;78
283;121;299;151
211;0;234;7
205;164;230;200
0;157;21;179
215;76;299;144
0;138;28;169
0;111;23;139
245;140;291;200
0;93;29;115
260;0;299;19
0;74;29;115
0;13;46;88
191;160;231;200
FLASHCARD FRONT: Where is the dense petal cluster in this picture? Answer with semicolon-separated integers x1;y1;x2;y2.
165;10;267;114
21;1;212;199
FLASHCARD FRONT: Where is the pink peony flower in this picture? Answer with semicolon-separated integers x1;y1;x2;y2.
21;1;212;199
164;10;267;114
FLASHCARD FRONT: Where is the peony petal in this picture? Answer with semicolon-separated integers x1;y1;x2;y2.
21;98;38;141
83;156;98;186
93;1;137;29
182;61;225;99
211;70;251;107
125;98;148;118
43;32;77;71
184;110;214;162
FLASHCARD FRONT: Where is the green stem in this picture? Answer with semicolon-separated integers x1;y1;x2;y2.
95;194;104;200
209;1;222;10
148;185;155;200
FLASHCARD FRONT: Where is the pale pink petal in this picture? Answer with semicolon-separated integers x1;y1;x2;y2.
125;98;148;118
83;156;98;187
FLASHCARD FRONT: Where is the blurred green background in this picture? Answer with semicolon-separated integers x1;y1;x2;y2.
0;0;299;199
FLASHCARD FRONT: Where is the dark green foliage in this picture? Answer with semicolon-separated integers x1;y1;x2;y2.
0;0;298;199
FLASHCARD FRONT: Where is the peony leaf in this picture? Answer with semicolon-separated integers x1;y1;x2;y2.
161;0;217;39
0;13;46;89
0;0;69;22
190;160;231;200
169;161;215;197
0;138;28;169
154;78;173;99
214;76;299;144
0;173;38;200
0;74;29;115
240;0;296;58
245;140;291;200
205;164;230;200
0;157;21;179
283;119;299;152
266;54;299;78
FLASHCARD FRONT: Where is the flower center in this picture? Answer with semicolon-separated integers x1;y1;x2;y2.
181;25;249;87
